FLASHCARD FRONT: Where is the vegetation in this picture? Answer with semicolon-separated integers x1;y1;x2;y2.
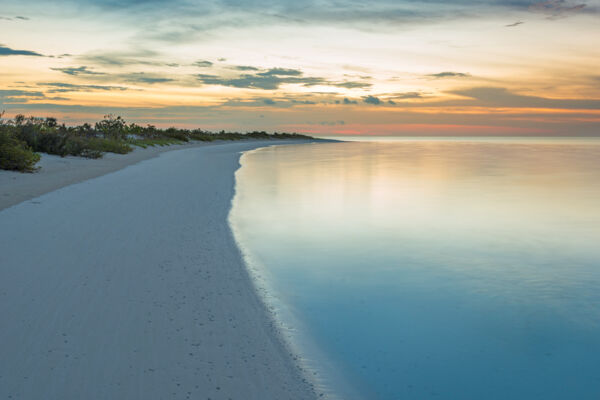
0;113;313;172
0;128;40;172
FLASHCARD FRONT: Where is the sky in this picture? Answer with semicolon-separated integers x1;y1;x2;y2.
0;0;599;136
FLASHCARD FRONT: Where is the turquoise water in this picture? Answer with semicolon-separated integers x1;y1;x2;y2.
230;139;600;399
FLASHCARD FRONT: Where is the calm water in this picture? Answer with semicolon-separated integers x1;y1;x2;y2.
230;138;600;400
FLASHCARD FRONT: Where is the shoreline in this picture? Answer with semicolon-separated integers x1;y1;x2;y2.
0;140;322;399
0;139;314;212
230;146;359;400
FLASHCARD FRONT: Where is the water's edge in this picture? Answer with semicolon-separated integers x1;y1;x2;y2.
228;144;362;400
227;138;600;400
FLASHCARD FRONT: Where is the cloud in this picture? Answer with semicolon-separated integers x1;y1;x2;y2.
393;92;424;99
427;71;471;79
197;69;326;90
232;65;260;71
359;93;424;105
505;21;524;27
80;49;167;67
83;54;132;66
51;66;106;76
0;16;29;21
47;63;174;85
450;86;600;109
0;45;43;57
0;82;128;104
256;68;303;77
197;66;372;90
72;1;441;35
221;93;325;108
151;1;520;37
340;91;426;105
363;95;382;105
529;0;587;18
334;81;372;89
291;99;317;105
0;89;49;104
122;72;174;84
38;82;129;92
0;89;45;98
131;0;454;43
28;0;596;48
194;60;213;67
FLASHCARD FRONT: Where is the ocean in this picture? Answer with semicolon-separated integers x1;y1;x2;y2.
230;138;600;400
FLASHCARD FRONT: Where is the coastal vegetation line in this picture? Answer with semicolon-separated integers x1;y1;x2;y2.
0;112;313;172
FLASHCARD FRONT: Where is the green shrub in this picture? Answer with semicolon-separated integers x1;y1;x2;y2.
0;112;314;172
86;137;132;155
0;129;41;172
162;127;190;142
95;114;127;140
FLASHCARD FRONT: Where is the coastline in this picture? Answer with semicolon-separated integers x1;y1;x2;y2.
229;146;360;400
0;140;321;399
0;139;298;212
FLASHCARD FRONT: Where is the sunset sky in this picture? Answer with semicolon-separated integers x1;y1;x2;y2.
1;0;599;136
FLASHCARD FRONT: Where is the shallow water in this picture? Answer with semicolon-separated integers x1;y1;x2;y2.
230;138;600;400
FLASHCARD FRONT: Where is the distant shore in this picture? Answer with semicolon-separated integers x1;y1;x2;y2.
0;140;321;399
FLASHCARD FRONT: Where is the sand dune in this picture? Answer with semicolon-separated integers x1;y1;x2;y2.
0;141;318;399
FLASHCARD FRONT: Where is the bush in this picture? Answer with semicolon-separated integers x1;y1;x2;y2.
0;129;40;172
11;117;132;159
95;115;127;140
162;127;190;142
86;137;132;155
0;112;314;172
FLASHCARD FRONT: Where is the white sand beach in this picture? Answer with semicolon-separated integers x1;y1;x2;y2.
1;141;216;211
0;141;319;399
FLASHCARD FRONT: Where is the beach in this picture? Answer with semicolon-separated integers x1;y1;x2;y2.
1;141;228;211
0;140;319;400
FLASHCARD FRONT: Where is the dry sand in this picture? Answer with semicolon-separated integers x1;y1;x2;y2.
0;140;320;399
0;141;217;211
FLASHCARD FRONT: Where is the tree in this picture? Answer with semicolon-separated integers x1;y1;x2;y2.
95;115;127;139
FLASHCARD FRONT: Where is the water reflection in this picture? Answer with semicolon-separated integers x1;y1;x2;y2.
231;139;600;400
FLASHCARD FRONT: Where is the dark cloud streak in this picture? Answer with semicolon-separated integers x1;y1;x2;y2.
363;95;382;105
51;66;106;76
194;60;213;67
197;66;372;90
0;45;43;57
122;73;174;84
197;73;324;90
427;71;471;79
232;65;260;71
38;82;129;92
